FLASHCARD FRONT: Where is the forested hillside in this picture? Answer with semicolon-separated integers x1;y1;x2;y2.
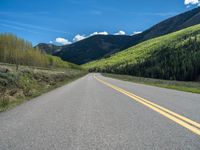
84;24;200;81
0;33;79;69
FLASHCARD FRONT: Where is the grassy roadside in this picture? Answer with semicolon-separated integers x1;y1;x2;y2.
0;64;87;112
102;73;200;94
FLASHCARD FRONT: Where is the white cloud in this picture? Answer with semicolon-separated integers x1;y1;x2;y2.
114;31;126;35
55;37;72;45
49;41;53;44
132;31;142;35
184;0;199;5
90;31;108;36
72;32;109;43
73;34;87;42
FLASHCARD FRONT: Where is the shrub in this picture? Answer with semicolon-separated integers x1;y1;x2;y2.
0;96;9;107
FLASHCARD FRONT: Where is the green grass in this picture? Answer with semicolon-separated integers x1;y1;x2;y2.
0;64;87;112
84;24;200;81
103;73;200;94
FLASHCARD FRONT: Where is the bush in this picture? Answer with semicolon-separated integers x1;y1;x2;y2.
0;96;9;107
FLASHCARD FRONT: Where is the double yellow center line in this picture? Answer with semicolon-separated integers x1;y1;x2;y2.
94;75;200;136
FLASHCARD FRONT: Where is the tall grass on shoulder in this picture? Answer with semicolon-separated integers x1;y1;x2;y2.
0;65;87;112
0;87;9;109
0;96;9;108
103;73;200;94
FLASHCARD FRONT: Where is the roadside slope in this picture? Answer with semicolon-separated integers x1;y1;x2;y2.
0;33;86;111
102;73;200;94
0;64;86;111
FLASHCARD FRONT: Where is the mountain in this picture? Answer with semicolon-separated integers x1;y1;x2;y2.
36;7;200;65
35;43;62;54
36;35;134;64
137;6;200;41
54;35;134;64
84;24;200;81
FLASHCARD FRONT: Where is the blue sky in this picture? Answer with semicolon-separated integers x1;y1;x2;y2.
0;0;199;45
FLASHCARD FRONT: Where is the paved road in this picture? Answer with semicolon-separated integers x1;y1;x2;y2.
0;73;200;150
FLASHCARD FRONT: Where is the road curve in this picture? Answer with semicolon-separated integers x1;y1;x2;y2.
0;73;200;150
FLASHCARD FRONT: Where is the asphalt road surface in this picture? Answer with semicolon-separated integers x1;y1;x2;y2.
0;73;200;150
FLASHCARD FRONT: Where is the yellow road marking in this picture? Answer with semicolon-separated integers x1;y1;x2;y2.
94;75;200;136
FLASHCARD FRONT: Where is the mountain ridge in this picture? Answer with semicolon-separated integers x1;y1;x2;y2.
36;7;200;65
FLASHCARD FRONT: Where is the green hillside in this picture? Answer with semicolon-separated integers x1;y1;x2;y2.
84;24;200;81
0;33;79;69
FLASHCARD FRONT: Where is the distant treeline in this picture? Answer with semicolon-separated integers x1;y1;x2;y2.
85;25;200;81
0;33;78;69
